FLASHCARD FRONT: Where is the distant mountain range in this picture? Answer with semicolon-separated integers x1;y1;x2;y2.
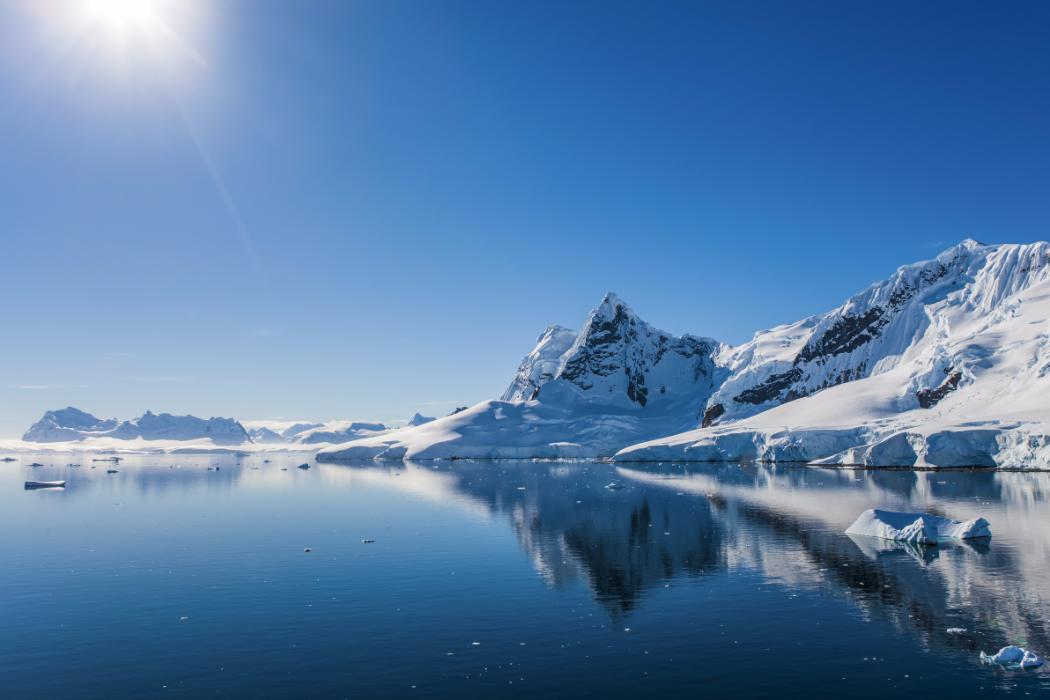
22;409;436;448
319;240;1050;469
24;408;252;445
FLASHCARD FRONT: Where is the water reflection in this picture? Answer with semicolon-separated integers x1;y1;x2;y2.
328;460;1050;662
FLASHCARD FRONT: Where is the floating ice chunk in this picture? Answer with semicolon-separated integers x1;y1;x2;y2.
297;463;311;470
846;509;990;544
980;646;1044;670
24;480;66;489
947;628;968;635
605;481;625;490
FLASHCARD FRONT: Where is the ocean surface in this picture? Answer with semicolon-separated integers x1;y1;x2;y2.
2;453;1048;698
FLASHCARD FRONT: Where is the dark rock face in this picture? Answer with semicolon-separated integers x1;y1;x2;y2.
734;368;803;405
917;371;962;408
797;263;951;366
560;304;638;392
701;403;725;428
726;257;963;412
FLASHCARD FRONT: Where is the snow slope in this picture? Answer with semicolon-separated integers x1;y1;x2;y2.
617;240;1050;468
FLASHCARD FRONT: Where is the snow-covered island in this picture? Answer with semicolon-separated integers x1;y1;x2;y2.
9;408;424;454
319;240;1050;469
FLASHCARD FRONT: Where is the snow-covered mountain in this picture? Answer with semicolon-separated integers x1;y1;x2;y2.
22;407;120;442
294;421;389;444
23;408;252;445
407;413;436;427
501;325;576;401
242;419;392;445
618;240;1050;468
320;240;1050;468
319;293;724;460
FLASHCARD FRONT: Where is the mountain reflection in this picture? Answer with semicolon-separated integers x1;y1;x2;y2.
335;460;1050;659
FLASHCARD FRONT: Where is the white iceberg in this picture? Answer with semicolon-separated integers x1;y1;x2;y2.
980;645;1044;670
845;508;991;544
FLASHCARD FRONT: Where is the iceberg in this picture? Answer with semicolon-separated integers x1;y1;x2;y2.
980;646;1044;670
845;508;991;544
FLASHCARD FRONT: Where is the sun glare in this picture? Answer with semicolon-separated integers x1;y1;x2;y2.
76;0;173;40
39;0;205;73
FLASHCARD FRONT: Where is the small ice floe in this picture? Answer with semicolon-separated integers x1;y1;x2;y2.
361;539;375;544
605;481;625;490
29;462;44;467
106;469;119;474
947;627;968;635
297;463;311;470
303;547;312;553
845;509;990;544
24;480;66;490
1;457;16;462
980;646;1044;670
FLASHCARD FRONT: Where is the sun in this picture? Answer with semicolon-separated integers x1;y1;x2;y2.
78;0;170;38
42;0;207;73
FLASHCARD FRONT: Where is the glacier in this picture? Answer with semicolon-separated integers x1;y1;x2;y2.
321;240;1050;468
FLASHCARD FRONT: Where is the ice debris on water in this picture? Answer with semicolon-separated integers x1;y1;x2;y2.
304;547;312;553
361;539;375;544
980;646;1044;670
947;628;968;635
605;481;625;490
297;463;311;470
24;480;66;489
846;509;990;544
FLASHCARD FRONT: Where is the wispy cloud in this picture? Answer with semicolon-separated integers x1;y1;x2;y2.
121;376;196;384
12;384;88;390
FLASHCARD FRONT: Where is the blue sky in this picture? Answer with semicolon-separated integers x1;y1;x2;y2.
1;0;1048;436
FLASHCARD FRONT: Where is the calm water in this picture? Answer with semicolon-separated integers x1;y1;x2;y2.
1;454;1049;698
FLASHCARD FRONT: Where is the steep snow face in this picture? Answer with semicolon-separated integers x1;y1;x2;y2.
23;407;118;442
702;240;1050;426
23;408;252;445
320;294;726;460
617;240;1050;468
540;293;723;412
501;325;577;401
